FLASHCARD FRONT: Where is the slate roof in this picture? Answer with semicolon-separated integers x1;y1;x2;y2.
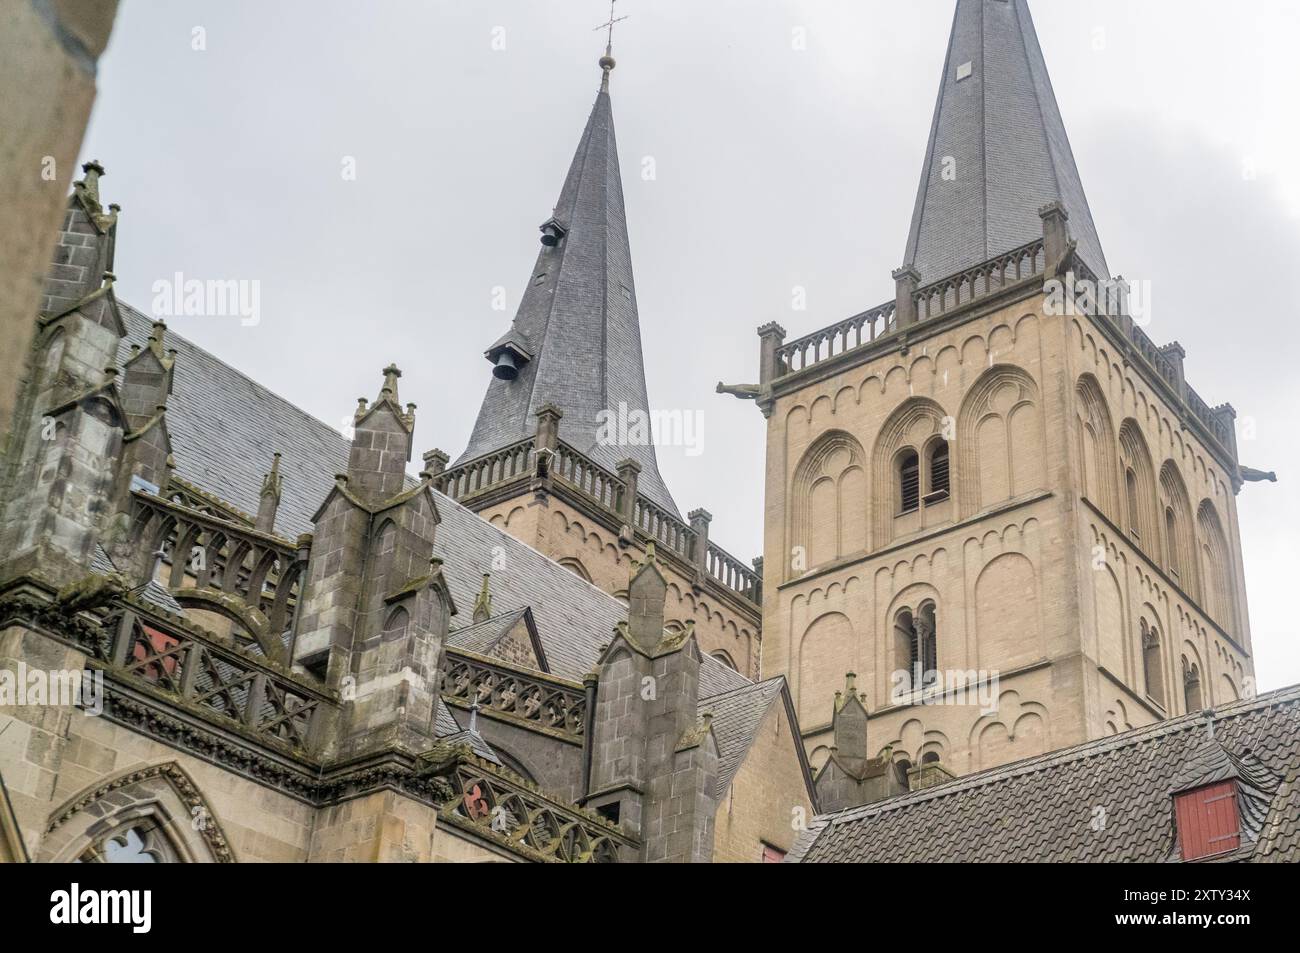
113;304;788;801
701;676;787;798
698;653;753;698
91;544;184;615
903;0;1108;283
789;685;1300;863
456;84;680;517
446;609;531;658
117;304;627;683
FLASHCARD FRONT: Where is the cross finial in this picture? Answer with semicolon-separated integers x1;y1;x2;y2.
593;0;628;90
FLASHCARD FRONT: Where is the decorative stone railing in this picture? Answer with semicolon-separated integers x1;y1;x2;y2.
443;759;631;862
163;475;256;527
632;494;696;562
768;237;1236;465
774;239;1046;381
775;301;897;376
434;436;762;608
441;648;587;743
913;238;1046;321
434;437;535;500
128;489;307;654
102;606;331;752
706;542;761;601
553;440;625;512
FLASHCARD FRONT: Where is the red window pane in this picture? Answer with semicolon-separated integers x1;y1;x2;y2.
133;624;181;681
1175;781;1240;861
761;844;787;864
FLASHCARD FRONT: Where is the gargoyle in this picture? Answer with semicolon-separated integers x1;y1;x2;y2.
1240;466;1277;483
1051;238;1079;278
716;381;761;401
54;572;130;614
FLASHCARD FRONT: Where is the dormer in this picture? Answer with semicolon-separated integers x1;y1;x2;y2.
1168;725;1281;862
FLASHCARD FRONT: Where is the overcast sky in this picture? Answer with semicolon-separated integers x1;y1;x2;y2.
78;0;1300;689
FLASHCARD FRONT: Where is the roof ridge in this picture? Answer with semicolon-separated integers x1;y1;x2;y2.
700;674;784;704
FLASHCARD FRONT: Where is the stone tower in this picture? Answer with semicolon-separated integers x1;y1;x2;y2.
432;54;763;678
747;0;1260;781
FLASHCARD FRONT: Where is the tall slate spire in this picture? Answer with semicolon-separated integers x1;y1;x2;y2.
459;61;680;516
903;0;1108;283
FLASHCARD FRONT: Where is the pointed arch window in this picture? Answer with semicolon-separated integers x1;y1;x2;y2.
78;819;179;864
383;606;410;640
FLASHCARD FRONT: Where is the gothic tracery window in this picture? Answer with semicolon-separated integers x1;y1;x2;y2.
78;820;178;864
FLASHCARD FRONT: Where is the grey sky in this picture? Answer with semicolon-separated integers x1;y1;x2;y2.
78;1;1300;689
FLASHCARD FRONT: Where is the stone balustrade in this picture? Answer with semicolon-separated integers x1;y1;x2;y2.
101;605;332;753
766;237;1237;466
443;758;633;862
441;648;587;743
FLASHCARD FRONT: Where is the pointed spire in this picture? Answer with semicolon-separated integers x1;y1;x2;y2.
347;366;416;499
595;0;625;91
79;160;105;207
459;55;679;517
624;542;667;653
256;453;282;533
903;0;1107;283
472;572;493;624
381;363;401;402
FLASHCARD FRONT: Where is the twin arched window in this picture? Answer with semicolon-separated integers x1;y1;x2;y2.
897;440;949;515
895;602;937;686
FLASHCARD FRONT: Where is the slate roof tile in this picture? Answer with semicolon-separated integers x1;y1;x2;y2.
457;87;679;516
110;305;795;808
117;304;626;682
793;686;1300;863
904;0;1107;283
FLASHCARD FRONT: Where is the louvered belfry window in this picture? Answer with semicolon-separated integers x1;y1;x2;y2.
1174;781;1240;860
899;450;920;513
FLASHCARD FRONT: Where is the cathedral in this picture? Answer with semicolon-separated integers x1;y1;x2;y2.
2;0;1298;865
